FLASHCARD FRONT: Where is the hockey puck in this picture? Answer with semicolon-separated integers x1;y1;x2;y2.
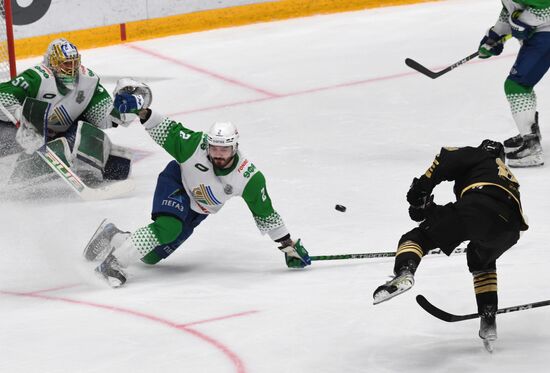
335;204;346;212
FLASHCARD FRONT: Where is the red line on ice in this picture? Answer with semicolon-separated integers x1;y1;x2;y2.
177;310;260;327
0;289;254;373
126;44;279;98
165;52;516;117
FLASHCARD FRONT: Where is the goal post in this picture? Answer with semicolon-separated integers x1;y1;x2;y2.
1;0;16;82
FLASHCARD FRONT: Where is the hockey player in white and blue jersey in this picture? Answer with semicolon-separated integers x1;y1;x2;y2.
478;0;550;167
83;80;310;287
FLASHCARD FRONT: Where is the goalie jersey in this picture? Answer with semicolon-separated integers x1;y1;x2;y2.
0;64;125;130
142;111;289;241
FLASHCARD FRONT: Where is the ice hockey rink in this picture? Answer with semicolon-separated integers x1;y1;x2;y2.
1;0;550;371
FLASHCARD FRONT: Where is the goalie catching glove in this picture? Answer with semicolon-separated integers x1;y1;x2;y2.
277;236;311;268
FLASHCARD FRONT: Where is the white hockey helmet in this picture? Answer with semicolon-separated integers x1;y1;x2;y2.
207;122;239;156
43;38;81;89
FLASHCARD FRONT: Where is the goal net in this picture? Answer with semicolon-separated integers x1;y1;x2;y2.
0;0;16;82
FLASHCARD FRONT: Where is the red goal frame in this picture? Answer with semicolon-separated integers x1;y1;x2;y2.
4;0;16;78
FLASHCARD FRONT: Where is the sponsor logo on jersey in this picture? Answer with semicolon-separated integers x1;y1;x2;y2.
168;189;185;203
192;184;222;206
237;159;249;173
161;189;187;212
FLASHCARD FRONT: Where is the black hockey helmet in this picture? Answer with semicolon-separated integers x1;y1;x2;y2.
479;139;505;161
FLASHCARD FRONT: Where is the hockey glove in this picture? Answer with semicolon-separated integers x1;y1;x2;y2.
478;28;505;59
510;11;535;40
278;238;311;268
408;195;434;222
406;177;433;206
114;93;145;114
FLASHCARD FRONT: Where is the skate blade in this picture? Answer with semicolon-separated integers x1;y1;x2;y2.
94;267;125;288
373;285;413;305
83;218;109;261
483;338;495;353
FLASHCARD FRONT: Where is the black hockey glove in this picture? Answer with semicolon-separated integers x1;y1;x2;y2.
406;177;432;206
407;177;434;222
408;195;434;222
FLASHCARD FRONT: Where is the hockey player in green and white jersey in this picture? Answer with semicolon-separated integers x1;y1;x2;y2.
0;38;136;182
478;0;550;167
83;80;310;287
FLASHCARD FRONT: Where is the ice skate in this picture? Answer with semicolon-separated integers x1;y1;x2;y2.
373;270;415;305
479;315;497;353
83;219;129;261
95;253;127;288
506;133;544;168
504;114;541;155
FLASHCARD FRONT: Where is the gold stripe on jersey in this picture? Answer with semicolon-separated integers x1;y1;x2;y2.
473;271;497;294
424;158;439;178
460;181;527;223
460;182;520;206
396;240;423;258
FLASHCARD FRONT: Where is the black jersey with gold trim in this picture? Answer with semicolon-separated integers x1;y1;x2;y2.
421;146;526;229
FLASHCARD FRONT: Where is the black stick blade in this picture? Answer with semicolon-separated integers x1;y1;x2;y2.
405;58;441;79
416;295;478;322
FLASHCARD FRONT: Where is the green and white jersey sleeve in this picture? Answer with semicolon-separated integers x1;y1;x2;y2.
0;67;43;122
143;111;289;241
496;1;550;34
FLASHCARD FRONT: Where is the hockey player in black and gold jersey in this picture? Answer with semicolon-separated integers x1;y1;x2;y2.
373;140;528;351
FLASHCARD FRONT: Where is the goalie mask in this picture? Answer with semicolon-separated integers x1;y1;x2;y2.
207;122;239;168
44;38;81;90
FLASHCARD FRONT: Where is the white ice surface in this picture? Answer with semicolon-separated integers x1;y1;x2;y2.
1;1;550;372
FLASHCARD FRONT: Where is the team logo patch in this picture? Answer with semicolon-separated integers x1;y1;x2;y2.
224;184;233;195
192;184;222;205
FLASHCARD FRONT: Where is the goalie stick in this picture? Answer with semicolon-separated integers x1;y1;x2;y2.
310;247;466;261
0;101;134;200
416;294;550;322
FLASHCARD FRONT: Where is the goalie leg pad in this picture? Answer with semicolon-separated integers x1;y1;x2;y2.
73;121;133;180
73;120;109;169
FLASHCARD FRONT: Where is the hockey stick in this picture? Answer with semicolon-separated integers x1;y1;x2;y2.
405;35;511;79
0;101;134;200
310;247;466;261
405;52;479;79
416;294;550;322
